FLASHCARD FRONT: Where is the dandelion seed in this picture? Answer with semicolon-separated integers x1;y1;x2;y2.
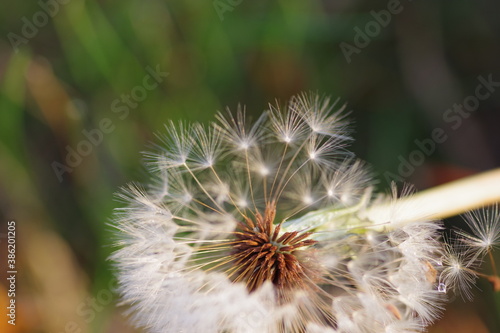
293;94;350;139
215;106;267;151
439;241;480;301
112;93;499;333
190;123;223;169
268;101;309;145
146;120;193;170
457;205;500;255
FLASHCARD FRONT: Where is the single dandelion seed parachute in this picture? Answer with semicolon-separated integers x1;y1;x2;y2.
439;240;480;301
111;93;500;333
457;205;500;256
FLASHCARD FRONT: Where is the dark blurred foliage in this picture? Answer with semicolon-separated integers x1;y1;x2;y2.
0;0;499;332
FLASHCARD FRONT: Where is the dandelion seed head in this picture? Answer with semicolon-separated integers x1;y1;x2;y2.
111;93;492;333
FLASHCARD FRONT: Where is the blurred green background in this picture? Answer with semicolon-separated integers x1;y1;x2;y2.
1;0;499;332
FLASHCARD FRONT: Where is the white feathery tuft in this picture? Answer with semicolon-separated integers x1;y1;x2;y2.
111;93;499;333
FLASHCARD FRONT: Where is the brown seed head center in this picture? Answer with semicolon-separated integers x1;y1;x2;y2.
229;204;317;292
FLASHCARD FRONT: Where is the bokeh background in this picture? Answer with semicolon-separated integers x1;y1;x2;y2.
1;0;500;332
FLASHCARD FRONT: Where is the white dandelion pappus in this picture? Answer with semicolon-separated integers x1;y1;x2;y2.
112;93;456;333
438;241;480;301
457;205;500;256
